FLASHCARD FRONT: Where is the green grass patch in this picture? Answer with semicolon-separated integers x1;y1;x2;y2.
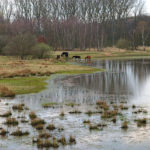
0;77;48;95
56;68;104;75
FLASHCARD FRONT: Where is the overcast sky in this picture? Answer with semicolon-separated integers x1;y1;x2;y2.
145;0;150;14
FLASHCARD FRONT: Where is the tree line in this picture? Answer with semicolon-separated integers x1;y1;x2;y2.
0;0;149;54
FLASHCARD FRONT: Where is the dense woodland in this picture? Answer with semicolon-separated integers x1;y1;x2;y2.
0;0;150;57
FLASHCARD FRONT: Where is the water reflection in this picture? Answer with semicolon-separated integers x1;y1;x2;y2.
16;59;150;109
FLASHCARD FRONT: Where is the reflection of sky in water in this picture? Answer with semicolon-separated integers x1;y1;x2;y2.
16;59;150;110
3;59;150;150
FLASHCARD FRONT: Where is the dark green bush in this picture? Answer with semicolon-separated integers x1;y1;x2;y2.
116;38;131;50
32;43;53;59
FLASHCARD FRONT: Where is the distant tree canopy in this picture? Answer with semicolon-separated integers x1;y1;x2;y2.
0;0;149;52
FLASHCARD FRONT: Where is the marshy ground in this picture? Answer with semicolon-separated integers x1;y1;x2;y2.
1;51;150;149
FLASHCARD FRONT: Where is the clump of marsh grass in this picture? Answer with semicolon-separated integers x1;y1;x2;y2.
101;110;118;119
35;124;44;130
60;111;65;117
21;119;29;123
83;120;91;124
58;135;67;145
11;129;29;136
42;102;58;108
46;124;56;131
69;110;82;114
121;121;128;129
39;132;51;139
29;111;37;120
0;129;8;136
89;124;99;130
120;104;128;110
96;101;109;110
4;117;18;126
137;118;147;127
0;111;12;117
112;116;117;123
37;139;51;148
69;135;76;144
31;118;45;127
12;104;24;111
132;105;136;109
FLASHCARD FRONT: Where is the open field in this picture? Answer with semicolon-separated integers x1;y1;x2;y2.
0;56;102;96
55;47;150;59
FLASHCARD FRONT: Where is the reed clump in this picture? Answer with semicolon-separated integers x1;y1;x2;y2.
29;112;37;120
58;135;67;145
69;135;76;144
31;118;45;127
46;124;56;131
0;111;12;117
4;117;18;126
12;104;24;111
121;121;128;129
137;118;147;127
0;129;8;136
11;129;29;136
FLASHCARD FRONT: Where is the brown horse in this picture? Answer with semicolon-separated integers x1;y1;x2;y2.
85;56;91;61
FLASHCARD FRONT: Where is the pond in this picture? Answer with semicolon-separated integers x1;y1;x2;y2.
1;58;150;150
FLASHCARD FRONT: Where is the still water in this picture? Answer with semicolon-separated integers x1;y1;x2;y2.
1;59;150;150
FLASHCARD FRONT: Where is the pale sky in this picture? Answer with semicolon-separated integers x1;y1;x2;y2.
145;0;150;14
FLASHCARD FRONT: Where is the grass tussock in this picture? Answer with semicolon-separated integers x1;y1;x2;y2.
35;124;44;130
58;135;67;145
0;86;15;97
12;104;24;111
60;111;65;117
46;124;56;131
42;102;58;108
89;124;99;130
101;110;118;119
37;138;59;148
39;132;51;139
69;110;82;114
69;135;76;144
0;111;12;117
0;129;8;136
120;104;128;110
137;118;147;127
96;101;109;110
4;117;18;126
121;121;128;129
83;120;91;124
29;112;37;120
31;118;45;127
11;129;29;136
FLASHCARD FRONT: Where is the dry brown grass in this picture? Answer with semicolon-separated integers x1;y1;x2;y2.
0;86;15;97
0;56;98;79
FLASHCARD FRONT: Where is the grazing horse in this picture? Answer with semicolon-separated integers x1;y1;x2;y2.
72;56;81;61
85;56;91;61
61;52;69;58
56;55;60;60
